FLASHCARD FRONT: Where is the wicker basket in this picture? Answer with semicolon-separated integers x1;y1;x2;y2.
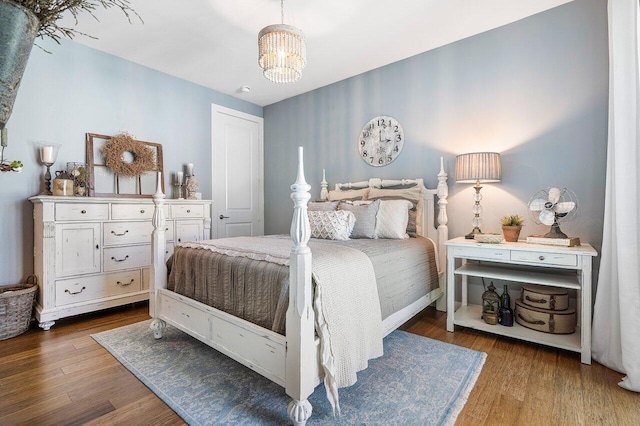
0;275;38;340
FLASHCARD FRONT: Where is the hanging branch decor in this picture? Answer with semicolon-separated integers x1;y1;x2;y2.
102;133;155;177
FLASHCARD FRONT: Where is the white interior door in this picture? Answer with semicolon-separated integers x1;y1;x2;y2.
211;104;264;238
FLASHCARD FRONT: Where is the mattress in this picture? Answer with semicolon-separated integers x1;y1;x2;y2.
167;236;438;335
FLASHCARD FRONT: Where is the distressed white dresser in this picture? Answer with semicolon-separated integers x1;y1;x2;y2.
30;196;212;330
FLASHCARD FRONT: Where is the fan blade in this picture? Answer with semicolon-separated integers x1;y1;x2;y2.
554;202;575;214
529;199;547;211
547;187;561;204
539;210;556;226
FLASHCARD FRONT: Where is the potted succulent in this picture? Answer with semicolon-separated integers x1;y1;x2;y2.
0;0;139;129
501;215;525;242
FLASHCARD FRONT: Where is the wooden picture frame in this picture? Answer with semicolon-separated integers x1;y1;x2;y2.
86;133;164;198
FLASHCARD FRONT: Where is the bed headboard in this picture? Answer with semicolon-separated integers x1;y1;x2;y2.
318;158;449;273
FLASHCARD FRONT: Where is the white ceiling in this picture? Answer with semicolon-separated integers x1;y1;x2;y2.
60;0;573;107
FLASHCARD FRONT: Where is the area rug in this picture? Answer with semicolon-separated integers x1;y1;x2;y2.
93;321;485;425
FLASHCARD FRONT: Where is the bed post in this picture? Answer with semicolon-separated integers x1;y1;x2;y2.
150;171;167;338
320;169;329;201
286;147;314;425
435;157;449;312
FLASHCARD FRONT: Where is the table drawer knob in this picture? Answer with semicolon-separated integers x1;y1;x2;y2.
81;210;86;214
140;209;145;214
186;209;191;213
539;255;545;261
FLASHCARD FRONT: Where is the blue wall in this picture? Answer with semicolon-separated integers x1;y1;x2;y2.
0;39;262;287
263;0;608;289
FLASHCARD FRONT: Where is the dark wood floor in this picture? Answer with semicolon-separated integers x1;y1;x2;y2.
1;303;637;425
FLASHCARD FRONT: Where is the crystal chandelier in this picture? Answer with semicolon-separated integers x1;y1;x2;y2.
258;0;306;83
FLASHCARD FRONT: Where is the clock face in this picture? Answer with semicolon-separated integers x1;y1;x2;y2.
358;116;404;167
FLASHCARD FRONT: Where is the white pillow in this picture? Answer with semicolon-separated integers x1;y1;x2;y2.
308;210;356;240
375;200;413;239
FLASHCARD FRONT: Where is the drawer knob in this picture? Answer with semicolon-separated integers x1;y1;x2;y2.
116;279;135;287
140;209;145;214
111;230;129;236
111;255;129;262
539;255;545;261
81;210;86;214
96;244;99;250
65;286;86;295
186;209;191;213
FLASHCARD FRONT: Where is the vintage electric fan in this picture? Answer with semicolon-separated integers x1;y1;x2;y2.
528;187;578;238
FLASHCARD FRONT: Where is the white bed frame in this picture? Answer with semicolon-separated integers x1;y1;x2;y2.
149;148;448;425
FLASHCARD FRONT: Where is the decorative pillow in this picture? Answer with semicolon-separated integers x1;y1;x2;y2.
308;210;355;240
375;200;413;239
308;201;339;211
337;199;380;239
328;188;369;201
367;186;423;237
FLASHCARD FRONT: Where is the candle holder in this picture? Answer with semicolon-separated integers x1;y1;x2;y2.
174;182;184;199
37;142;61;195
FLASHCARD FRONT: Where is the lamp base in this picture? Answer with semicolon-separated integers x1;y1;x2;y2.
465;227;482;239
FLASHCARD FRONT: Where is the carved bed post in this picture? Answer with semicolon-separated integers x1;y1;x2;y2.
320;169;329;201
435;157;449;312
150;171;167;338
286;147;315;425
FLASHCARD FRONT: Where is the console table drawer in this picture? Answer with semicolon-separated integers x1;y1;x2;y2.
104;245;151;272
511;251;577;267
56;203;109;221
450;246;510;261
56;270;141;306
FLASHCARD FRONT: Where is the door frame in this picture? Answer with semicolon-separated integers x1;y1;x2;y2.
211;104;264;239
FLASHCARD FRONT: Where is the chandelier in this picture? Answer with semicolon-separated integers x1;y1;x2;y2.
258;0;306;83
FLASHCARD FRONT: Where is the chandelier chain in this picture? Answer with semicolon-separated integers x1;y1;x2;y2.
281;0;284;24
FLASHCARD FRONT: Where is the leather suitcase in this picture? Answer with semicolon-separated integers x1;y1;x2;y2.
515;299;576;334
520;285;569;311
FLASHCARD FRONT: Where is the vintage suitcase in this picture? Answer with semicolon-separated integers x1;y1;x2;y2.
515;299;576;334
520;285;569;311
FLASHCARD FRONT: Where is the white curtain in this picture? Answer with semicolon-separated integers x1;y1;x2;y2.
591;0;640;393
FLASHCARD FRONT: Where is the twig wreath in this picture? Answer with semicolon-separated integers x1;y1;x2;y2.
102;133;155;177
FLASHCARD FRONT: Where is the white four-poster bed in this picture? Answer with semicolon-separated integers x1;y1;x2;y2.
149;148;449;425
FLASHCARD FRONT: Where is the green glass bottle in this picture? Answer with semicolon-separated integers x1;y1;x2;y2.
501;285;511;309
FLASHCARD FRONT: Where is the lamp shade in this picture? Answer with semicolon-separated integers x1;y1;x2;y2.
455;152;501;183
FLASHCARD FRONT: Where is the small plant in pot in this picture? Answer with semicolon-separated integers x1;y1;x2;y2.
501;215;524;242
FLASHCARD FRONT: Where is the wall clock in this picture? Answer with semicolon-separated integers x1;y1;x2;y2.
358;116;404;167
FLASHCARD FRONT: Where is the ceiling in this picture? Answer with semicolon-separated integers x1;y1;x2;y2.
60;0;573;107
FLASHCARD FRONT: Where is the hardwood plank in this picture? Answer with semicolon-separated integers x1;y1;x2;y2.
0;302;636;426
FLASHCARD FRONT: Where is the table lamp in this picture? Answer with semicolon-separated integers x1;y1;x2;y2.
37;142;61;195
455;152;501;239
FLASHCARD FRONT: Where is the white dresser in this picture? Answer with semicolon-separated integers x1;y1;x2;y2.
30;196;212;330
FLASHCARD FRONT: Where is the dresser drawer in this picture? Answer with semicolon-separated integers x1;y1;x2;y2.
450;246;510;261
56;203;109;221
104;221;153;246
510;251;577;267
103;245;151;272
55;270;141;306
171;204;204;219
112;204;154;220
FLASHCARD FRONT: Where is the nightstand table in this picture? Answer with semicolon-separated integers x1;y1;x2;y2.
444;237;597;364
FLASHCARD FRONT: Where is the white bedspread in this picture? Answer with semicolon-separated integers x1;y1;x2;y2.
181;236;384;411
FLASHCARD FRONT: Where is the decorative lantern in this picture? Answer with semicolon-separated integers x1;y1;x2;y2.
482;282;501;325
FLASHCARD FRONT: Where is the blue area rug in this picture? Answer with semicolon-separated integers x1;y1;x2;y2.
93;321;485;425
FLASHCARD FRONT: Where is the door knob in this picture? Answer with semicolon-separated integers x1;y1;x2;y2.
219;215;229;219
